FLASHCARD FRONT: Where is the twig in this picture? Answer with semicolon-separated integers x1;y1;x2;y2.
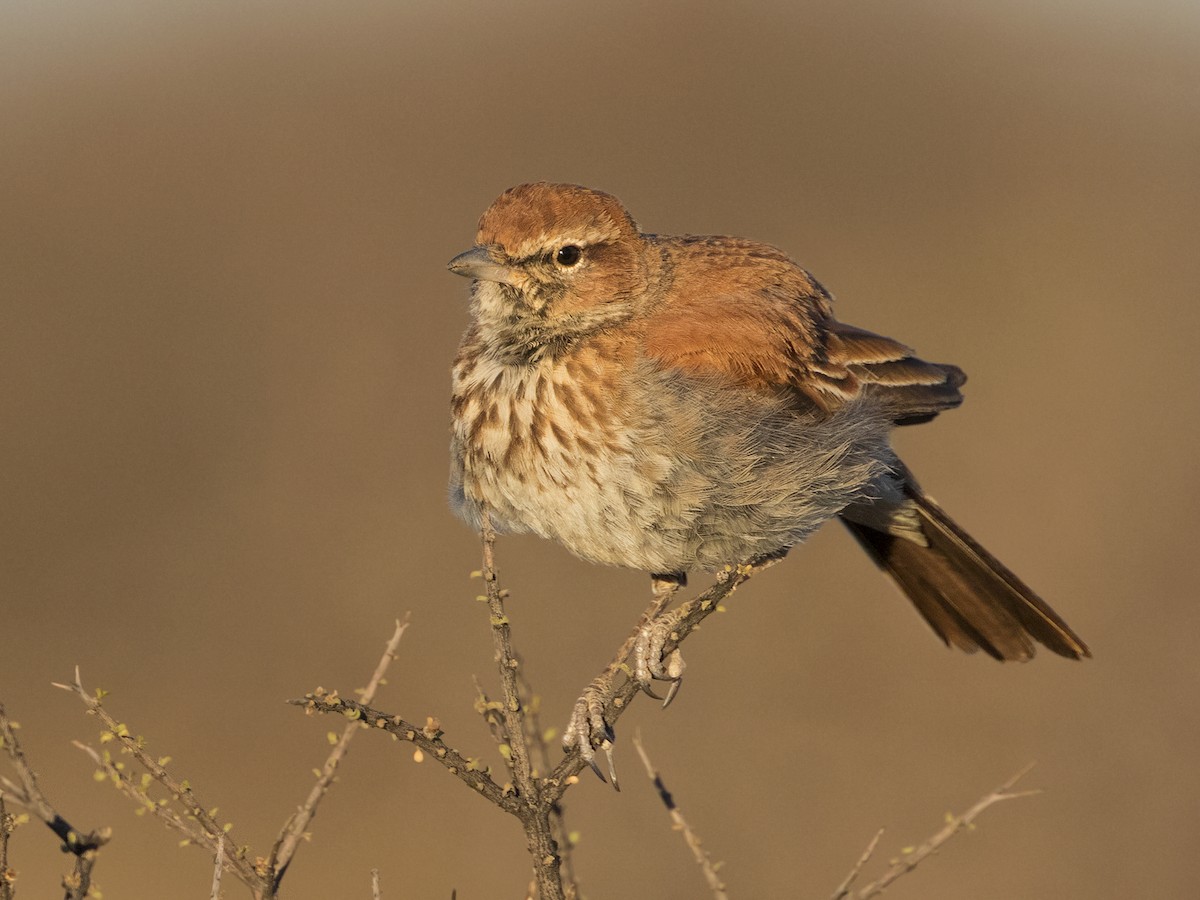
210;834;225;900
289;695;517;814
0;700;110;899
631;731;727;900
829;829;883;900
852;763;1042;899
71;739;207;842
62;850;100;900
471;676;511;762
371;867;381;899
268;615;411;888
0;702;108;858
0;797;16;900
54;670;261;892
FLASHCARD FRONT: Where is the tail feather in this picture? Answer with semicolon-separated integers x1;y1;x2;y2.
841;483;1090;662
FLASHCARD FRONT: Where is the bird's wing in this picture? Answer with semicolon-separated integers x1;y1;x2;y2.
643;240;964;423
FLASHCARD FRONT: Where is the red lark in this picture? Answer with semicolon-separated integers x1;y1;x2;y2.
447;182;1089;768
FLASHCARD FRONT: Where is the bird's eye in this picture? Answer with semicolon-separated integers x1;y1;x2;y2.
555;245;583;267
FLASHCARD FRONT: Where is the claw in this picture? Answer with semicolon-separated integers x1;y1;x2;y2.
603;743;620;792
586;754;608;784
639;681;664;701
661;677;683;709
572;715;609;785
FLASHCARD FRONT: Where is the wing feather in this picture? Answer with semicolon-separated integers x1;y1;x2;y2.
643;238;964;423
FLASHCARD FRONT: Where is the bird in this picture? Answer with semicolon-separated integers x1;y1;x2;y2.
446;182;1089;772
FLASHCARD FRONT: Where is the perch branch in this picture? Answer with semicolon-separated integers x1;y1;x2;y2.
515;666;580;898
546;558;779;800
479;521;538;803
479;519;564;900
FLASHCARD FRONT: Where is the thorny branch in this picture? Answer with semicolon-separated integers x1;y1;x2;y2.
295;539;1052;899
513;666;580;897
268;616;411;888
478;519;567;900
632;730;727;900
0;701;111;899
474;670;579;899
210;834;225;900
55;669;261;891
479;520;540;805
57;617;411;898
290;694;517;812
0;536;1047;899
829;829;884;900
300;539;775;899
834;763;1042;900
1;797;18;900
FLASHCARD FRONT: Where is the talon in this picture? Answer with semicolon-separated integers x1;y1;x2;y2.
639;681;664;701
586;755;608;784
662;677;683;709
603;744;620;792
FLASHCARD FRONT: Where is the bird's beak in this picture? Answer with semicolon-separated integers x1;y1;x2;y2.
447;246;522;286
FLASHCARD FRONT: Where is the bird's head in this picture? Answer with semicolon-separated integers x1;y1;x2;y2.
448;183;658;358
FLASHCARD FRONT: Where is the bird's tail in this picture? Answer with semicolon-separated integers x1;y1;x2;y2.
840;475;1090;661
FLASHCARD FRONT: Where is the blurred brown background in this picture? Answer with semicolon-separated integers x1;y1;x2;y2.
2;1;1198;897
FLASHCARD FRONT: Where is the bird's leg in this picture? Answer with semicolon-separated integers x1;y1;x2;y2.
633;551;790;709
632;573;690;707
563;572;686;788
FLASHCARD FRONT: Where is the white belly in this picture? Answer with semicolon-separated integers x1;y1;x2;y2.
450;352;696;571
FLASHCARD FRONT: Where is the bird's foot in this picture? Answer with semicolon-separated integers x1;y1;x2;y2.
562;572;686;789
